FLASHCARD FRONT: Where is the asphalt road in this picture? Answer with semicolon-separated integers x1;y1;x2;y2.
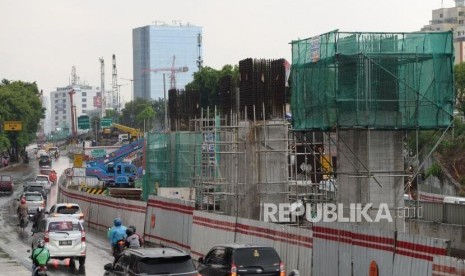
0;147;114;276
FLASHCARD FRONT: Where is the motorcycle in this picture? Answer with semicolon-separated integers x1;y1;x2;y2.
33;264;48;276
113;239;126;258
19;214;28;231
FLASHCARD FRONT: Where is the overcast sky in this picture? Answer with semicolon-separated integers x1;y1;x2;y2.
0;0;455;103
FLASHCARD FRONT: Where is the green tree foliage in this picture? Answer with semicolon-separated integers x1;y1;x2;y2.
0;80;44;159
185;65;239;108
120;98;153;130
105;109;120;123
136;106;156;130
455;63;465;115
152;98;166;130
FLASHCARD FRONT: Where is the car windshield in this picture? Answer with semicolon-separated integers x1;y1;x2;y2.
27;187;43;193
36;176;48;182
25;194;42;201
48;221;81;232
39;156;49;160
56;206;80;214
137;256;196;274
233;248;281;268
0;176;11;181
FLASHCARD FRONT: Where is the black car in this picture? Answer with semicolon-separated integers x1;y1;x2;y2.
103;247;199;276
197;244;285;276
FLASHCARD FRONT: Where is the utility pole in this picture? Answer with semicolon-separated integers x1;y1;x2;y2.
112;54;118;110
197;33;203;70
99;57;106;118
68;89;77;137
163;73;168;130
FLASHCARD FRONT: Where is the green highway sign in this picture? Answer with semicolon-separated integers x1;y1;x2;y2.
101;118;112;128
77;115;90;130
91;148;107;158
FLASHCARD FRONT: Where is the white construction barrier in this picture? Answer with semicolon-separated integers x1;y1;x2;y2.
58;186;146;235
144;195;195;252
190;211;312;275
432;255;465;276
393;232;449;276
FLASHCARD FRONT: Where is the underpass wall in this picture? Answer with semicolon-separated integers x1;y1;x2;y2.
58;187;459;275
190;211;313;275
58;186;147;234
144;195;194;252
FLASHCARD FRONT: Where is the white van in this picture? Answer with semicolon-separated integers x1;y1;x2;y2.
443;196;465;204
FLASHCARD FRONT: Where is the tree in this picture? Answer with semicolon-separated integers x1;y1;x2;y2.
454;63;465;115
185;65;239;109
152;98;166;130
120;98;153;130
0;80;44;161
136;106;156;131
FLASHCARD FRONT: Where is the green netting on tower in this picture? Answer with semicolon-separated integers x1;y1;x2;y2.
145;132;203;195
145;133;170;194
290;30;455;130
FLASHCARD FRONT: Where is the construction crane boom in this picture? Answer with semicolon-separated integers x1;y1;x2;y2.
142;55;188;89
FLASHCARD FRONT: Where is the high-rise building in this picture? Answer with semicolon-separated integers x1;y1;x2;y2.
421;0;465;64
133;22;202;100
50;85;100;133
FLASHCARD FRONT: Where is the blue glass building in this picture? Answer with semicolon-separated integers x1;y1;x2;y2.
133;23;202;100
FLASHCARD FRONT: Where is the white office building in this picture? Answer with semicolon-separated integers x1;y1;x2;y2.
50;85;101;133
422;0;465;64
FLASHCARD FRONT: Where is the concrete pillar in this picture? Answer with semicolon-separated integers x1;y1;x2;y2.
337;130;405;231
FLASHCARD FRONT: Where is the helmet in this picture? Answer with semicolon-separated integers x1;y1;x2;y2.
21;198;26;204
128;225;136;233
37;239;45;248
114;218;122;227
126;227;134;236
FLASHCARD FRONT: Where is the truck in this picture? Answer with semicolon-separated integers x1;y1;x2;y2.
102;123;141;142
85;138;144;187
86;161;138;188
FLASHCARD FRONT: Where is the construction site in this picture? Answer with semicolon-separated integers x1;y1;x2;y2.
143;30;455;232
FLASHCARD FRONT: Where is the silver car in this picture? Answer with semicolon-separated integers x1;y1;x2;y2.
32;217;86;267
18;191;45;219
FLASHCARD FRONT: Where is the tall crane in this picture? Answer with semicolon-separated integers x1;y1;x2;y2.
143;55;188;89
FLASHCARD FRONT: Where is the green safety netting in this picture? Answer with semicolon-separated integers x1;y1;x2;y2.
290;30;455;130
145;132;203;194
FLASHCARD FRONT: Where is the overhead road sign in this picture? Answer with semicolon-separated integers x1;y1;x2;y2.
101;118;112;128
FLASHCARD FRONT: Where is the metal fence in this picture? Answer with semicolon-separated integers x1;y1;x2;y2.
406;200;465;225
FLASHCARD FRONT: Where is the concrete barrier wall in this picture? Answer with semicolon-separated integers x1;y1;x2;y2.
393;232;448;275
313;222;449;276
313;223;395;275
190;211;236;257
432;255;465;275
58;186;460;276
144;195;195;252
407;220;465;257
58;186;146;235
190;211;312;275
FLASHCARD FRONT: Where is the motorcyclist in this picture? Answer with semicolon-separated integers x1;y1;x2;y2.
125;227;140;248
108;218;127;255
31;207;45;232
31;239;50;276
54;151;59;159
17;198;29;225
127;225;144;247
